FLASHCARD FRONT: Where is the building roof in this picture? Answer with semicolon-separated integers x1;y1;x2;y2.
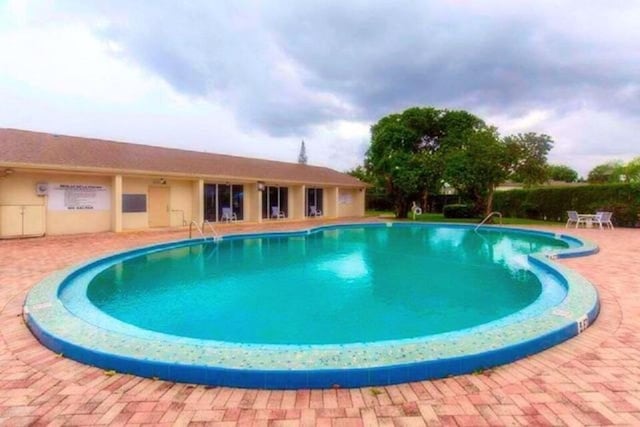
0;128;365;187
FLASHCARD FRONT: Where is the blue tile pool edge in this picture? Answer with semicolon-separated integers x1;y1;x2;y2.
24;222;600;389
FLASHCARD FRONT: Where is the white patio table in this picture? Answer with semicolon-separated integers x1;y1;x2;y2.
577;213;597;228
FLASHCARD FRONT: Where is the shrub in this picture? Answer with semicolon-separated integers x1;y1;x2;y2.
493;183;640;227
443;204;475;218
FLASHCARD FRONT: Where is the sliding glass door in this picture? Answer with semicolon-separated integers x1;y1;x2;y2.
261;186;289;219
305;188;324;216
203;183;244;221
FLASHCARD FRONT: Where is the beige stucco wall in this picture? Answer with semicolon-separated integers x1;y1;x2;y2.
290;185;305;220
1;167;365;238
325;187;339;218
0;171;112;237
121;177;150;230
191;180;204;225
244;183;260;222
167;179;193;227
121;177;194;230
337;188;365;217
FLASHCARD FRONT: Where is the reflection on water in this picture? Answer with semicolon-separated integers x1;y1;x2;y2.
87;226;568;345
318;251;370;282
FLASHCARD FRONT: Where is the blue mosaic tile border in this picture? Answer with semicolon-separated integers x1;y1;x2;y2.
24;223;600;389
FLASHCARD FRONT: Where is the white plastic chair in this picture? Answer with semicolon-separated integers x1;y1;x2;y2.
220;207;237;222
593;211;614;229
566;211;585;228
271;206;285;219
309;205;322;217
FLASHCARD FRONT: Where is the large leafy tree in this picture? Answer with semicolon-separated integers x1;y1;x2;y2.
366;107;555;217
366;107;485;218
444;127;512;215
504;133;554;187
587;161;625;183
547;164;579;182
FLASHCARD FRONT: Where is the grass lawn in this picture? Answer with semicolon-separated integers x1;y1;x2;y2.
366;210;563;226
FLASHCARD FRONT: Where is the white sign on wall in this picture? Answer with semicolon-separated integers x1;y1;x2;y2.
339;193;354;205
47;183;111;211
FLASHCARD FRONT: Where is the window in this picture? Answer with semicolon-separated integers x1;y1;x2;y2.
122;194;146;213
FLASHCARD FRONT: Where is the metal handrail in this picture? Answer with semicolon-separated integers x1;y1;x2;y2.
203;220;220;241
474;211;503;231
189;220;220;241
189;220;204;238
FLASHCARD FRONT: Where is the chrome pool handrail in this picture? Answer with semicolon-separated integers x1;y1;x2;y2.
203;220;221;241
189;220;220;241
475;211;503;231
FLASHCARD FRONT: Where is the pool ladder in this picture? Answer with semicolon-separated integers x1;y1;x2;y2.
474;211;503;231
189;220;221;241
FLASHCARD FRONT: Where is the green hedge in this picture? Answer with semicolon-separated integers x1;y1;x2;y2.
443;204;476;218
493;183;640;227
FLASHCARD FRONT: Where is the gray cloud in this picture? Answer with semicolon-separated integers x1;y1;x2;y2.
78;1;638;137
11;0;640;174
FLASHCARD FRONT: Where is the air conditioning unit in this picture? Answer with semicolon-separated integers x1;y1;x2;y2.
36;182;49;196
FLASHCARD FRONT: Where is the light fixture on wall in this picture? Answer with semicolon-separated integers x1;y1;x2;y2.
1;168;14;177
160;178;166;185
257;181;265;192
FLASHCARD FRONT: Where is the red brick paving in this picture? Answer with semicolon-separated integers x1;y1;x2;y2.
1;219;639;426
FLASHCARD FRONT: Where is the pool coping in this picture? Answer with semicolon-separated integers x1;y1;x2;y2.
24;222;600;389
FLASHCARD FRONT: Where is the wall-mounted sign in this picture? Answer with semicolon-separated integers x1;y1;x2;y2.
339;193;353;205
48;183;111;211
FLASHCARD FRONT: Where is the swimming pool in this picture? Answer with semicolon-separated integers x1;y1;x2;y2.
25;223;599;388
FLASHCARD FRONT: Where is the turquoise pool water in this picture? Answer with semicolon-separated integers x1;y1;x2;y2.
82;226;569;345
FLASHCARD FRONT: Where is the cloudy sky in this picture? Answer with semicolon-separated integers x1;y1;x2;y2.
1;1;638;177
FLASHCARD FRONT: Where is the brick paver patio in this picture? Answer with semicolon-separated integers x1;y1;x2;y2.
1;220;639;426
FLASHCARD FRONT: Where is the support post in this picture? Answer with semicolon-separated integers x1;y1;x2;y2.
112;174;123;232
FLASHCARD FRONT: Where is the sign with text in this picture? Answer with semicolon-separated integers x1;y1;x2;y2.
339;193;354;204
48;183;111;211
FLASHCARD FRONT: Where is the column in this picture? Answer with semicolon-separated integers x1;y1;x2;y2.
111;174;123;232
326;186;339;218
257;186;263;223
192;179;204;224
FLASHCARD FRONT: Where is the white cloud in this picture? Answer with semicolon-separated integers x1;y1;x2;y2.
487;108;638;177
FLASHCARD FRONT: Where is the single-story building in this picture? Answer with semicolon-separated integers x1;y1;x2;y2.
0;129;366;238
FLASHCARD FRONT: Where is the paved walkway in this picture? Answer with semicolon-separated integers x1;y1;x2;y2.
0;221;639;426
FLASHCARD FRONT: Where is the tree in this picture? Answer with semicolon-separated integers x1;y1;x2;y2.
504;133;554;186
366;107;555;217
443;127;511;215
346;165;370;182
623;157;640;182
366;107;485;218
587;161;624;183
298;140;308;164
547;164;579;182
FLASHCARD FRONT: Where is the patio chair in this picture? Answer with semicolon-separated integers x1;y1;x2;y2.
220;207;237;222
309;205;322;217
565;211;585;228
271;206;285;219
593;211;614;230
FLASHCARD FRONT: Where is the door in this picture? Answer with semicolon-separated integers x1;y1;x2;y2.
148;186;170;227
22;205;45;236
0;205;45;238
0;206;23;237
